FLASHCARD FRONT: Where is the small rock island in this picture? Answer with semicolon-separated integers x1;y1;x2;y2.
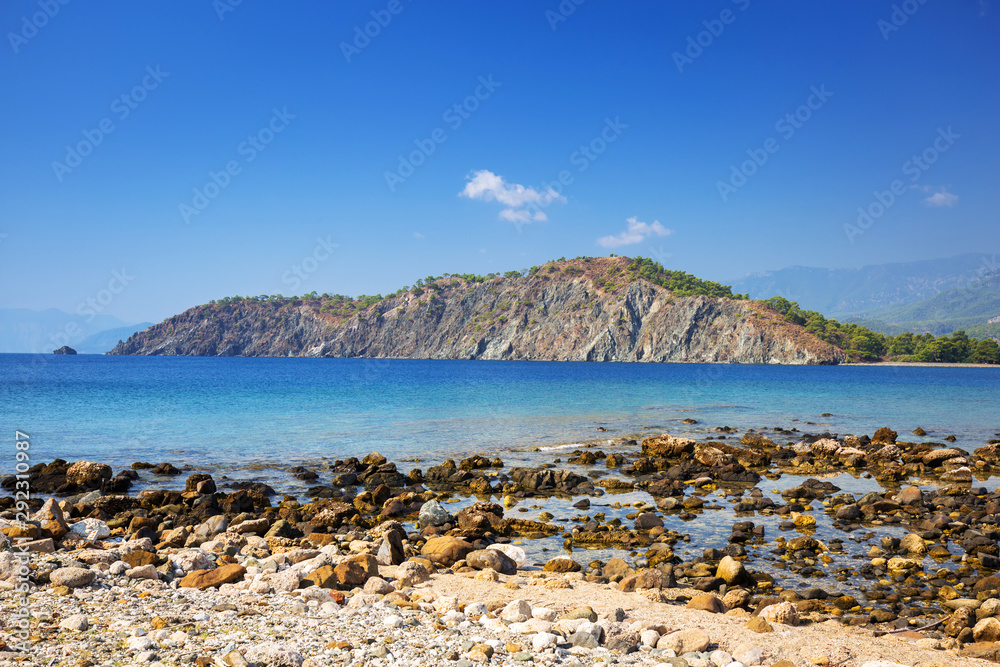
53;345;77;355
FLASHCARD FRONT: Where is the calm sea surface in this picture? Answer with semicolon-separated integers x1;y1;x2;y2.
3;354;999;589
2;354;998;484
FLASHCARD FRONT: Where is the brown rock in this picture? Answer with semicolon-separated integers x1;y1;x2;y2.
602;557;634;582
717;555;751;586
333;554;379;587
302;565;338;589
17;538;56;553
456;502;509;535
641;434;696;458
122;550;157;567
179;564;245;589
1;524;40;540
421;536;475;567
466;549;517;575
896;486;924;506
745;616;773;633
973;576;1000;593
686;593;727;613
872;427;898;444
922;448;966;467
65;460;113;487
723;588;751;610
694;445;735;467
961;642;1000;661
618;569;663;592
973;617;1000;643
543;557;582;573
760;601;799;626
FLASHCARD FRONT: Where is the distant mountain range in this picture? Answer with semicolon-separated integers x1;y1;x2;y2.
0;308;151;353
730;253;1000;339
844;273;1000;339
730;253;997;316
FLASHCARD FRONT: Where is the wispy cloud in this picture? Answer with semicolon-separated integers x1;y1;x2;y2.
923;187;958;207
596;216;673;248
413;232;425;239
460;170;565;223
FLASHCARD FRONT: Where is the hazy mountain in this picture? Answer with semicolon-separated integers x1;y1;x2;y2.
0;308;136;353
845;272;1000;339
76;323;153;354
730;253;998;317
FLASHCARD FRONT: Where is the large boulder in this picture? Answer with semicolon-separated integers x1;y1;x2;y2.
922;448;966;467
333;554;379;588
618;569;663;592
179;564;245;589
760;601;799;626
542;557;581;573
50;567;96;588
657;629;710;654
717;555;752;586
417;500;454;529
456;502;508;535
65;461;112;487
395;560;431;587
421;536;474;566
641;435;696;458
872;427;898;444
466;549;517;575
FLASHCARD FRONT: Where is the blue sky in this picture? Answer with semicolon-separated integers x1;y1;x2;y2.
1;0;998;324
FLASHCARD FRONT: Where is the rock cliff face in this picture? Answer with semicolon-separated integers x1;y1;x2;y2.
110;258;844;364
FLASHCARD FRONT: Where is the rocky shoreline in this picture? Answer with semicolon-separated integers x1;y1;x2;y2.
4;424;1000;666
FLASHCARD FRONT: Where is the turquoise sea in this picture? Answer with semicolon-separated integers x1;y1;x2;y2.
4;354;1000;590
2;354;998;489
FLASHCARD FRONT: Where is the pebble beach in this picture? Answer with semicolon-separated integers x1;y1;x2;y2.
4;423;1000;667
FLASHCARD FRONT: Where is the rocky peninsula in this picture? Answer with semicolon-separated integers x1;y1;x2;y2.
108;257;844;365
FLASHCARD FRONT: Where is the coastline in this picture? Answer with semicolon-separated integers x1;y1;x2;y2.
6;423;1000;665
843;361;1000;368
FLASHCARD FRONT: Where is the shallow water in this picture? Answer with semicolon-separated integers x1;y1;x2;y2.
3;354;998;596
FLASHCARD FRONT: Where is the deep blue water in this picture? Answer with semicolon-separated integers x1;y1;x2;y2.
2;354;998;486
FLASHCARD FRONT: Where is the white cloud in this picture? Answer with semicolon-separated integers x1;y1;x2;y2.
923;188;958;207
460;170;564;223
596;217;673;248
413;232;425;239
498;209;547;223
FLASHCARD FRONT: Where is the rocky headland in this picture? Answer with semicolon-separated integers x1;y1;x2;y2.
5;425;1000;665
108;257;844;365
